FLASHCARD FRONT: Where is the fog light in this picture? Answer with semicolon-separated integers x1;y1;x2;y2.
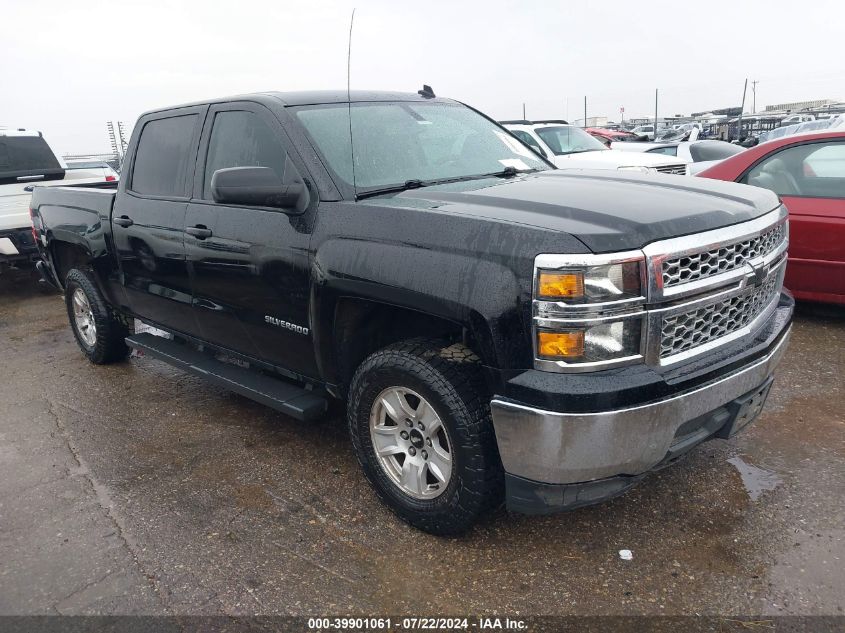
537;331;584;358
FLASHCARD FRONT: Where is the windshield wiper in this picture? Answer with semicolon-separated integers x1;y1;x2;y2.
356;168;538;200
356;179;425;200
462;166;539;180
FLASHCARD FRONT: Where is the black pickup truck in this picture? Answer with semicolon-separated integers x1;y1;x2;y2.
30;90;793;535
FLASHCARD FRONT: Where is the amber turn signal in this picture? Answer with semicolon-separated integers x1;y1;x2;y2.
537;330;585;358
537;271;584;299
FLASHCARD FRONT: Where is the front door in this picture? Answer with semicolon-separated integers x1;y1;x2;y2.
184;103;317;377
742;138;845;303
113;108;205;335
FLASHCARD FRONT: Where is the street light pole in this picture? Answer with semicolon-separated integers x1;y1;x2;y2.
751;80;759;114
654;88;658;138
736;78;748;141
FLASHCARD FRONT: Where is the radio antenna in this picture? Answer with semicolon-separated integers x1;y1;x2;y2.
347;8;357;198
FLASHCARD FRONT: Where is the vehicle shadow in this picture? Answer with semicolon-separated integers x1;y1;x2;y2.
0;265;54;299
793;300;845;321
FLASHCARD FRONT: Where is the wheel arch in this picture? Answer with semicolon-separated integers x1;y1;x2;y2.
51;241;95;288
321;297;496;397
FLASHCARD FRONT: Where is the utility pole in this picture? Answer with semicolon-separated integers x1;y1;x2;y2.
654;88;659;138
522;103;526;120
737;78;748;141
751;80;759;114
584;96;587;128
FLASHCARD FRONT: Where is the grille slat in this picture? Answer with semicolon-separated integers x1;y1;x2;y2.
659;274;780;358
654;164;687;175
662;222;786;288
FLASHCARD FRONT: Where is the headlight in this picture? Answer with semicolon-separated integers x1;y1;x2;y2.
536;260;642;304
617;165;656;173
533;252;646;371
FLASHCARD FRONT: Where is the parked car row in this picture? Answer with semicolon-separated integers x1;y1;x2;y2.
502;120;688;174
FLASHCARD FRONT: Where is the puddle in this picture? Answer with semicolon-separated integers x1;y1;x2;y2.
728;456;782;501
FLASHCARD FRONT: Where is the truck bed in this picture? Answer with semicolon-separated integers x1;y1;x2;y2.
31;184;117;220
30;184;119;279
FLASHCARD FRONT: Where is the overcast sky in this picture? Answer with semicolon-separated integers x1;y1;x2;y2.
3;0;844;155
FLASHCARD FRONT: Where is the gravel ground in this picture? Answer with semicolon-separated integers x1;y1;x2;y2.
0;266;842;620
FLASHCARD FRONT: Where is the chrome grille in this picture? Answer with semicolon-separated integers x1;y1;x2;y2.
659;274;780;358
662;221;786;288
654;163;687;175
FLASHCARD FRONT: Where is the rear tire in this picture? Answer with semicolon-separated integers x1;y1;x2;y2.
65;268;129;364
348;339;503;535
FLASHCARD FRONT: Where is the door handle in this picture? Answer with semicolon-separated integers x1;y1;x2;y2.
186;225;212;239
113;215;134;227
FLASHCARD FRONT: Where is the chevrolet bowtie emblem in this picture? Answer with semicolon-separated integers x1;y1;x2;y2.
748;262;768;288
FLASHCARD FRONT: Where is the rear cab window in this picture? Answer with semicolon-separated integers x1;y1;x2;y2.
130;114;199;197
0;135;64;185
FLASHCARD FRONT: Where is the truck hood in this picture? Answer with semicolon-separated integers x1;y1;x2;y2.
383;169;780;253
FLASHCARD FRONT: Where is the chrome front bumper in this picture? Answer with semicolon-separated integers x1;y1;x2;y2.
490;327;791;485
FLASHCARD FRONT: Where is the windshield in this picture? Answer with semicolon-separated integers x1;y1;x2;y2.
294;101;549;193
534;126;607;155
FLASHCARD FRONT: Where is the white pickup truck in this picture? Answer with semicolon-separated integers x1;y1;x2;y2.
0;128;117;267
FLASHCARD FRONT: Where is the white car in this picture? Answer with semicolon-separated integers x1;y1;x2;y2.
1;128;116;267
503;121;689;175
611;139;745;174
65;159;119;182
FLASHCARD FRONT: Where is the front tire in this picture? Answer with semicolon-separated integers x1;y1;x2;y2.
65;268;129;364
348;339;503;535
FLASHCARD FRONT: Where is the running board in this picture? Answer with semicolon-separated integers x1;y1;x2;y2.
126;333;328;421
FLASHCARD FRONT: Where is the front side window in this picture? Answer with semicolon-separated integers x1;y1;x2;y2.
535;126;608;155
294;101;548;192
203;110;289;199
131;115;197;197
743;141;845;198
510;129;544;154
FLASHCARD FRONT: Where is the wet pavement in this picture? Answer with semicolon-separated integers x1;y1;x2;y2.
1;267;843;617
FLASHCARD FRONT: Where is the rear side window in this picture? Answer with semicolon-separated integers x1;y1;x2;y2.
0;136;63;183
202;110;287;199
131;115;197;197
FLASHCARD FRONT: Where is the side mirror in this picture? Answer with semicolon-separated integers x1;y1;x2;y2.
211;167;304;209
532;144;547;158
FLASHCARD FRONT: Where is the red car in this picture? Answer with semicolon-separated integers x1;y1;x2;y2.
586;128;637;145
699;131;845;305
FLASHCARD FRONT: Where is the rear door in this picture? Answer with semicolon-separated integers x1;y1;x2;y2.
112;108;205;334
184;102;317;377
742;138;845;302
